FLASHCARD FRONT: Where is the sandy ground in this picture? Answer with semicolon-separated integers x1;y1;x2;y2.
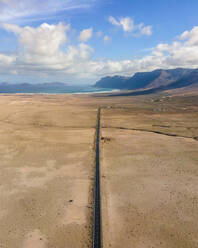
0;91;198;248
101;107;198;248
0;95;97;248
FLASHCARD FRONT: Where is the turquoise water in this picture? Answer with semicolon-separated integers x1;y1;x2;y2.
0;84;118;94
52;86;118;94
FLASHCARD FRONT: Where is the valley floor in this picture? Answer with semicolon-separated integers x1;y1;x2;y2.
0;89;198;247
101;106;198;248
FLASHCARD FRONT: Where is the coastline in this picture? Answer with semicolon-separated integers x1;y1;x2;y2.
0;89;121;95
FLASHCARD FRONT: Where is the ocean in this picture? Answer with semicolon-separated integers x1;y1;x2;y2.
0;84;119;94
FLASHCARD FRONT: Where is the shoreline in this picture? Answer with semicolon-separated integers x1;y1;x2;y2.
0;89;121;95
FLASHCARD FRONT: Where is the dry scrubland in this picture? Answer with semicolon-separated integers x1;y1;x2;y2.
0;95;97;248
0;90;198;248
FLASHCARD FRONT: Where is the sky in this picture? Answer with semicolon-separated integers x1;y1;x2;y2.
0;0;198;84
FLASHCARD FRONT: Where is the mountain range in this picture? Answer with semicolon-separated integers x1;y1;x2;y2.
0;82;69;93
94;68;198;92
1;68;198;94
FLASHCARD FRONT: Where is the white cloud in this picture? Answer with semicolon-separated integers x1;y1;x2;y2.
0;22;95;81
0;53;16;65
79;28;93;42
96;31;111;44
180;31;189;40
180;26;198;46
109;16;134;32
109;16;152;36
66;43;94;61
3;22;69;56
0;0;96;22
138;23;152;36
119;17;134;32
103;35;111;44
109;16;120;27
155;43;169;52
1;23;198;83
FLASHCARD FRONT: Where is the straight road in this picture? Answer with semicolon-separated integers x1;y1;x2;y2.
93;108;102;248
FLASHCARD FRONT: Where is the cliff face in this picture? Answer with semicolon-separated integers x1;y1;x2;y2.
94;76;128;89
94;68;198;91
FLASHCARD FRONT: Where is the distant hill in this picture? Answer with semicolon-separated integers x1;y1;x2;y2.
94;68;198;92
0;82;69;93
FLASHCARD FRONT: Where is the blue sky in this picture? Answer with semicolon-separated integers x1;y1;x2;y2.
0;0;198;84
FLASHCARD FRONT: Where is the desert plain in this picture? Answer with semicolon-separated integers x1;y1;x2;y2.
0;89;198;248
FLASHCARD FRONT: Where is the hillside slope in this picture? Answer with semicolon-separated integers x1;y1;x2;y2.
94;68;197;91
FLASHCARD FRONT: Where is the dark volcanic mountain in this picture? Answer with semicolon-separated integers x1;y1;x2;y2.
94;68;198;91
94;76;129;89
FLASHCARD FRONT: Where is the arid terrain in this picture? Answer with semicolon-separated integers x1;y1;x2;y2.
100;101;198;248
0;89;198;248
0;95;97;248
